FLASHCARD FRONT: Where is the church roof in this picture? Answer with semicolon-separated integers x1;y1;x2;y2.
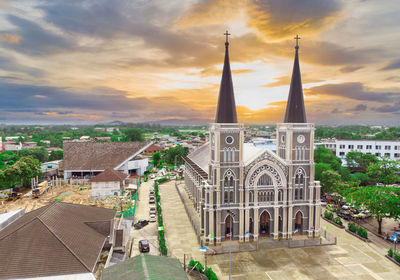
283;36;307;123
186;143;270;175
215;32;238;123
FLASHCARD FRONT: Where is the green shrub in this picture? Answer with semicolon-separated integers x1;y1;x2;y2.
160;245;168;256
348;222;358;233
54;197;64;202
333;216;343;226
388;248;393;257
188;260;204;272
157;177;168;184
189;259;196;267
395;252;400;263
357;227;368;239
205;267;218;280
324;210;333;220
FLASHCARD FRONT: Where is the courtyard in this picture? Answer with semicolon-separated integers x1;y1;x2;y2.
159;180;399;280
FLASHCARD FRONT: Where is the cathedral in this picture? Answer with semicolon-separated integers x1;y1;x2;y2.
183;33;321;246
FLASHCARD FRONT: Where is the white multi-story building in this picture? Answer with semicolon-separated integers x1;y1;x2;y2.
335;139;400;161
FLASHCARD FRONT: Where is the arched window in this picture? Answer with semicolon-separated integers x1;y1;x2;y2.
257;173;273;186
249;191;254;203
223;170;235;204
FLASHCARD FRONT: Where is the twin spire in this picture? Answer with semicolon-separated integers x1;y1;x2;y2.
214;32;307;124
214;31;238;123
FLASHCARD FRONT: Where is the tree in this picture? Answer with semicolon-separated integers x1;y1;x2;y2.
0;151;19;168
151;152;161;167
18;147;48;163
346;151;378;173
367;156;399;186
315;162;332;182
314;147;342;171
161;146;189;165
345;186;400;234
350;172;372;186
123;128;144;142
320;169;341;194
49;150;63;161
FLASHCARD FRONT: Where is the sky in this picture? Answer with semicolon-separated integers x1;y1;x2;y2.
0;0;399;125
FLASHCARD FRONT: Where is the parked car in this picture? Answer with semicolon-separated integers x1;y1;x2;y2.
150;174;155;179
149;206;156;214
134;219;149;229
337;210;352;220
139;240;150;253
149;196;155;204
149;190;155;196
149;213;156;222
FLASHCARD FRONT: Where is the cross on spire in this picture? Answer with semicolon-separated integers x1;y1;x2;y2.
294;34;301;49
224;30;231;43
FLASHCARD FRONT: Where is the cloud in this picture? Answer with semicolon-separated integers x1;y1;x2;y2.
262;74;322;88
3;15;74;55
351;104;367;111
339;65;363;73
306;82;397;102
380;58;400;71
247;0;343;39
373;104;400;113
0;33;20;43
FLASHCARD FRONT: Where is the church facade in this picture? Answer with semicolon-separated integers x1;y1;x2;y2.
183;34;321;245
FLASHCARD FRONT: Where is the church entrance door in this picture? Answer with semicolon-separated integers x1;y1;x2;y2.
225;215;233;238
249;218;253;236
259;211;270;237
295;211;303;235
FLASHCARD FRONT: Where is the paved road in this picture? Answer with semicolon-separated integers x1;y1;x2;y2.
130;179;159;257
159;181;399;280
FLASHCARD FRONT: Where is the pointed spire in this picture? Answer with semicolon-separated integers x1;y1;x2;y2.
215;30;238;123
283;35;307;123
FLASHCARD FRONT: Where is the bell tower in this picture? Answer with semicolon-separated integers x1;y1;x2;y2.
277;35;320;239
205;31;245;245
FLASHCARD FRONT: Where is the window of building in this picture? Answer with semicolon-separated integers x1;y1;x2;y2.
375;153;381;156
385;145;391;150
339;152;345;156
366;145;372;149
376;145;381;150
339;144;345;149
357;145;363;149
385;153;390;157
348;145;354;149
395;153;400;158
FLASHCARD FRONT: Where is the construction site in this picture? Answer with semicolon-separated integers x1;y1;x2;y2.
0;180;135;214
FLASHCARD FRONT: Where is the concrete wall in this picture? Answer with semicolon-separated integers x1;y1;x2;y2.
91;181;121;198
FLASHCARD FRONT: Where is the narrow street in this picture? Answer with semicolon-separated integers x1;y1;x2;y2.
130;179;159;257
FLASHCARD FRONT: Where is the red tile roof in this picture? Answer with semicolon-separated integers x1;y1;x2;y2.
89;168;128;183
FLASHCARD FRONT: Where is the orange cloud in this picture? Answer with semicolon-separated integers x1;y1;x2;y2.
0;33;20;43
43;112;103;120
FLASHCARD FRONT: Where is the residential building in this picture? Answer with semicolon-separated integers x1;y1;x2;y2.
184;36;321;245
4;141;22;151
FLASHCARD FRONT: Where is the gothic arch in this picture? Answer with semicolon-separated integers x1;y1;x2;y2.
245;159;287;189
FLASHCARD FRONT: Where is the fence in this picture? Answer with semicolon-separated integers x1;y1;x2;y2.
175;182;202;246
119;177;140;219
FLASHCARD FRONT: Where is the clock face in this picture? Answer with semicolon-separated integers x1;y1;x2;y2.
225;136;234;145
297;135;305;144
281;135;285;143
